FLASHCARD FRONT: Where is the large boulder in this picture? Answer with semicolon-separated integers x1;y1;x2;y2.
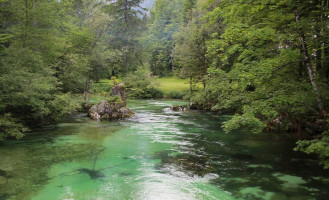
88;83;133;120
88;98;134;120
112;83;126;106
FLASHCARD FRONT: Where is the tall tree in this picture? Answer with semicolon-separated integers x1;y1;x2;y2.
0;0;65;140
144;0;184;76
0;0;114;140
174;0;215;92
106;0;145;74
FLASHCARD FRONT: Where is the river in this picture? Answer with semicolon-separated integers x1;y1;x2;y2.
0;99;328;200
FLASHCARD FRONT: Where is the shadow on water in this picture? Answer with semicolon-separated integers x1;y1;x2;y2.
49;152;135;181
152;111;329;200
0;142;106;200
0;114;127;200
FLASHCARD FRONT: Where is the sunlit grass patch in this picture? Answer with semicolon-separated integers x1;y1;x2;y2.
156;77;190;93
98;79;114;84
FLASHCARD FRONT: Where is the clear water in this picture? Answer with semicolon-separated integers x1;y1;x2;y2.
0;99;328;200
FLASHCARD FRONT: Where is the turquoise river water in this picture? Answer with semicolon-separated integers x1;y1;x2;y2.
0;99;329;200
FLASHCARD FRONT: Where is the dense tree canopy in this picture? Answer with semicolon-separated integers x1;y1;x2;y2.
0;0;146;140
144;0;184;76
168;0;329;168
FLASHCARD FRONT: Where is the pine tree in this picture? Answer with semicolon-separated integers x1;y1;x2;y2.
106;0;146;74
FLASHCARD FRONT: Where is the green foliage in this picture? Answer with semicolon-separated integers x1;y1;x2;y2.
0;114;27;141
0;0;118;140
0;46;57;119
167;91;187;99
204;0;328;133
47;94;80;121
161;0;329;168
295;132;329;169
106;95;124;104
111;76;119;85
0;0;329;172
295;117;329;169
91;82;113;94
223;106;266;134
173;0;212;85
106;0;146;74
56;53;89;93
144;87;164;99
123;67;163;98
144;0;184;76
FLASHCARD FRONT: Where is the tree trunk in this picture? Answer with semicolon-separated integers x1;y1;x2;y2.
203;79;206;93
32;0;39;51
83;75;92;107
188;76;193;109
294;8;327;116
83;27;106;105
316;45;322;70
24;0;29;47
124;52;128;73
296;120;302;139
324;44;329;82
170;49;174;72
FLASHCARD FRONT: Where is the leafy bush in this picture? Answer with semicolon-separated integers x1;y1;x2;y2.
91;82;112;94
144;87;164;98
294;118;329;169
0;114;27;141
106;95;124;104
48;94;81;121
295;132;329;169
124;67;162;99
126;87;164;99
167;91;187;99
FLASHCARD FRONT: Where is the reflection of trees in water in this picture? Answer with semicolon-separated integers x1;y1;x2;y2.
153;132;327;200
153;149;301;200
0;143;104;200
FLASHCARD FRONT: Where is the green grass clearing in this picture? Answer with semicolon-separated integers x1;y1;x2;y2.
98;77;198;93
98;79;114;85
156;77;190;93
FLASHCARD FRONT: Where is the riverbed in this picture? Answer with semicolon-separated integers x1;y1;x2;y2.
0;99;328;200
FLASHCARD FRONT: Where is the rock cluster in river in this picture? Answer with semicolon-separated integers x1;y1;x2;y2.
170;105;188;111
88;83;134;120
88;100;134;120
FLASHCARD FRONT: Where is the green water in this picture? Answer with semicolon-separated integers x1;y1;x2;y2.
1;99;329;200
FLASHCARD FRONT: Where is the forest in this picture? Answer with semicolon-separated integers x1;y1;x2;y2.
1;0;329;199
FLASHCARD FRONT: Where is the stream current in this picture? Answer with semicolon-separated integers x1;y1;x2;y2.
0;99;329;200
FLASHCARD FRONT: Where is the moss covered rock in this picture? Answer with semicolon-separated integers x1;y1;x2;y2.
170;105;188;111
112;83;126;106
88;99;134;120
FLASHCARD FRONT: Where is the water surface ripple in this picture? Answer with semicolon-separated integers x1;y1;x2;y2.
0;99;328;200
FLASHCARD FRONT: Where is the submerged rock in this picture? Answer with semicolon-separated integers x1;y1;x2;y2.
88;99;134;120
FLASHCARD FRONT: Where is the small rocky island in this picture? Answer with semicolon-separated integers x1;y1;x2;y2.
88;83;134;120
